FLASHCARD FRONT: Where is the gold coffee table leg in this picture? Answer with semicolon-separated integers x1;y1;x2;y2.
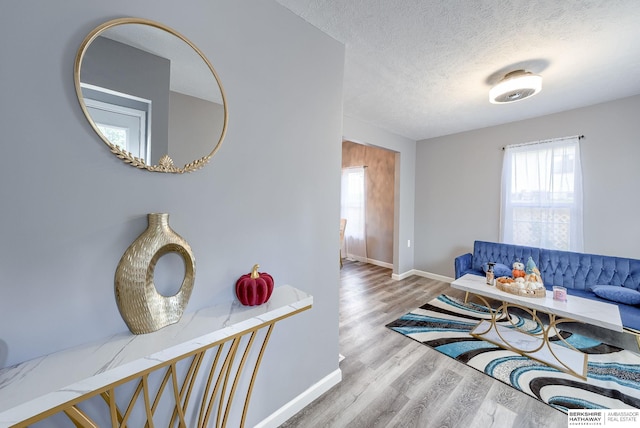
467;294;587;379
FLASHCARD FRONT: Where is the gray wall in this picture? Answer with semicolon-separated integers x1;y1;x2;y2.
0;1;344;425
168;91;225;166
415;95;640;278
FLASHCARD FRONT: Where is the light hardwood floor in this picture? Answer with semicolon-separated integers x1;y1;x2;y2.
280;260;567;428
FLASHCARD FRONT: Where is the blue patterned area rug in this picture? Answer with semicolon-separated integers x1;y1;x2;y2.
386;294;640;413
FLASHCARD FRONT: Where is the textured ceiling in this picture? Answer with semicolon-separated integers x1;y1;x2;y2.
274;0;640;140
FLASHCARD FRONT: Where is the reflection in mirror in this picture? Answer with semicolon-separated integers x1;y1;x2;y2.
82;84;151;160
74;18;227;173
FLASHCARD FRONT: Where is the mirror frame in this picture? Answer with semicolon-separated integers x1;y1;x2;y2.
74;17;228;173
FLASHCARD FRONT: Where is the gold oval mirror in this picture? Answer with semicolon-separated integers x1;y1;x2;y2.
74;18;228;173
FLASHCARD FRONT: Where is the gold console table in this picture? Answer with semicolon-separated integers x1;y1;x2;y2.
0;285;312;427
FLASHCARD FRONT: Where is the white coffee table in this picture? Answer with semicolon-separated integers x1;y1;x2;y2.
451;274;623;379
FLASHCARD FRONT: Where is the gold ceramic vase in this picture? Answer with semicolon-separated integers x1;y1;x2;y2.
115;213;195;334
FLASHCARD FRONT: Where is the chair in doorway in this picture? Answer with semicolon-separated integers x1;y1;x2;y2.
339;218;347;268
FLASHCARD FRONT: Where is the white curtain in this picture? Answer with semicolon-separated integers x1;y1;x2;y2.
500;136;583;251
341;167;367;262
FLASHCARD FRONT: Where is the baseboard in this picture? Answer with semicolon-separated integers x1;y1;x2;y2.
411;269;454;283
391;270;416;280
345;254;367;263
366;258;393;269
254;368;342;428
392;269;454;283
345;256;393;270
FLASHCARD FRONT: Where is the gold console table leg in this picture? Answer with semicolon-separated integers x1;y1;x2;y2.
12;317;297;428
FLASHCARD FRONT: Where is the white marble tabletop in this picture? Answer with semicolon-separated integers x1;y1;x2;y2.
451;274;623;332
0;285;312;427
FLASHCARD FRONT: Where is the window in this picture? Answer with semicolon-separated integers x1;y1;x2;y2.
81;83;151;160
340;167;367;261
500;136;583;251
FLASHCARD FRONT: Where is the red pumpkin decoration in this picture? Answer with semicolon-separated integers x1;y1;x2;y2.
235;264;274;306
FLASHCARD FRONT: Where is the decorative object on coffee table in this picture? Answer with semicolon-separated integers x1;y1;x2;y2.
115;213;195;334
485;262;495;285
235;264;274;306
495;257;545;297
511;260;526;278
554;286;568;301
496;276;546;298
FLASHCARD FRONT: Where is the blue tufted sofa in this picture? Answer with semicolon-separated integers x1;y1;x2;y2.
454;240;640;334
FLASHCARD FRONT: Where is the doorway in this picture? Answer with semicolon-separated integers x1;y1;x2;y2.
341;140;396;268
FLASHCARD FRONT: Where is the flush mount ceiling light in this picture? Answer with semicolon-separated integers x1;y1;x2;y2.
489;70;542;104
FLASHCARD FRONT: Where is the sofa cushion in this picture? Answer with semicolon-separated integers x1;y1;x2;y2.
590;285;640;305
482;262;512;278
564;288;640;331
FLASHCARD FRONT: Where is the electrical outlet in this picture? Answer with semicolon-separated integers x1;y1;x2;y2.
407;239;411;248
